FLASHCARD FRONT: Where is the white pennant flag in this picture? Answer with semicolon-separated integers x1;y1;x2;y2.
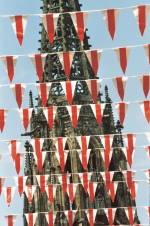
10;15;28;46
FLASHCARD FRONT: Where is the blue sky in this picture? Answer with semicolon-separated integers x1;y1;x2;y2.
0;0;149;225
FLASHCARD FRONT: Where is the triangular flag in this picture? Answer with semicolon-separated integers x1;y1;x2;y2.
144;44;150;64
133;5;150;36
8;140;21;161
103;9;119;39
67;183;78;203
58;52;74;79
66;105;80;128
113;76;128;101
24;213;37;226
5;215;17;226
45;211;55;226
86;50;101;76
86;79;100;103
36;175;48;193
88;182;97;202
144;206;150;218
3;187;15;206
79;136;90;170
10;15;28;46
29;54;47;81
1;56;18;82
10;83;26;108
13;153;23;175
45;184;57;204
139;75;150;98
115;47;130;73
140;100;150;123
71;12;88;41
91;104;105;126
87;209;96;226
61;81;76;105
0;177;5;195
56;137;67;172
0;109;7;132
115;102;128;126
65;210;76;226
129;181;138;200
14;175;25;196
145;146;150;158
37;83;51;107
18;108;33;131
104;208;116;226
43;106;57;129
101;135;114;170
41;13;59;44
106;181;117;202
24;185;36;204
123;170;134;189
125;207;135;225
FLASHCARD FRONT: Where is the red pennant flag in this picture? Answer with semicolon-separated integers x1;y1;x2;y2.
104;208;116;226
86;79;100;103
67;184;77;203
15;176;24;196
37;83;51;107
45;211;55;226
88;182;96;202
10;83;25;108
101;135;114;170
4;187;15;206
1;56;18;82
140;75;150;98
19;108;33;131
115;102;128;126
36;175;47;193
62;174;67;194
66;210;75;226
5;215;16;226
87;209;94;226
82;172;88;192
125;207;135;225
91;104;105;126
123;134;136;166
43;106;56;129
103;9;119;39
145;146;150;158
144;44;150;64
31;138;44;172
86;51;101;76
66;105;80;128
45;184;57;204
81;136;88;170
10;15;28;46
42;13;59;44
25;213;37;226
58;52;74;79
30;54;47;81
0;109;7;132
140;101;150;123
24;185;36;204
9;140;21;161
71;12;87;41
113;76;128;100
13;153;22;175
123;171;134;189
130;181;137;200
115;48;130;73
0;177;5;195
133;5;149;36
61;81;76;105
57;137;65;172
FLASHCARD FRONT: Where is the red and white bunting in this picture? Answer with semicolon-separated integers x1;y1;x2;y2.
24;213;38;226
0;109;7;132
125;207;136;225
43;106;57;129
30;54;47;82
59;174;68;194
10;83;26;108
115;47;130;73
45;211;56;226
65;210;76;226
37;83;51;107
8;140;21;161
133;5;150;36
103;9;119;39
88;182;97;202
1;56;18;82
104;171;114;183
139;75;150;98
77;136;90;170
104;208;116;226
10;16;28;46
66;105;80;128
61;81;76;105
106;181;117;202
58;52;74;79
80;172;89;192
31;138;44;172
33;151;46;172
86;79;100;103
5;215;16;226
100;135;114;170
86;50;101;76
41;13;60;44
0;177;5;195
91;104;105;126
36;175;49;193
3;187;15;206
140;101;150;123
45;184;57;204
113;76;128;101
123;171;134;189
71;12;87;41
14;176;26;197
129;181;138;200
87;209;97;226
123;147;135;167
18;108;33;131
12;153;23;175
67;184;78;203
115;102;128;126
144;44;150;64
24;185;36;204
55;137;67;172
